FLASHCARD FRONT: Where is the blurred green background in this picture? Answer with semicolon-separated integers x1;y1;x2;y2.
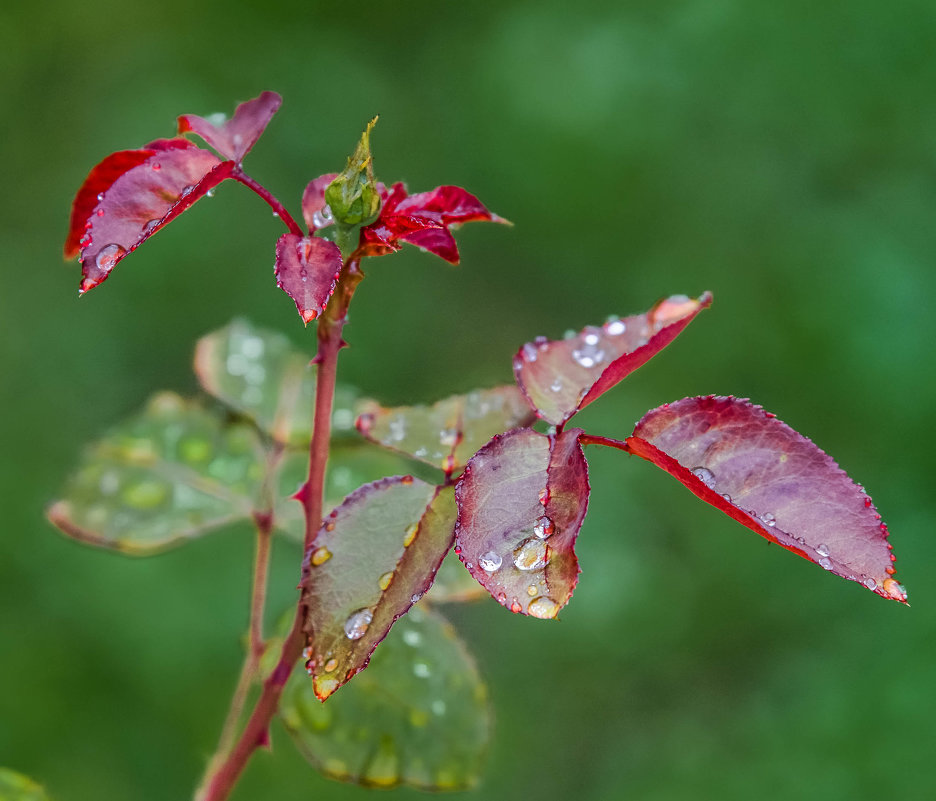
2;0;934;798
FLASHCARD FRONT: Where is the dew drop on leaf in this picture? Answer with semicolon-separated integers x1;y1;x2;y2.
533;515;555;539
816;544;830;557
478;551;502;572
528;596;560;619
310;546;332;566
513;538;548;571
95;243;127;272
344;609;373;640
691;466;716;488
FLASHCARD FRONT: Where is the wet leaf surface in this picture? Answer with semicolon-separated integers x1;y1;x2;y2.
424;548;487;604
0;769;52;801
68;139;232;293
177;90;281;163
628;395;906;601
274;234;343;324
300;477;456;699
355;385;536;476
47;393;264;555
194;319;363;447
356;183;505;264
455;427;589;618
514;292;712;425
281;605;490;790
301;173;338;232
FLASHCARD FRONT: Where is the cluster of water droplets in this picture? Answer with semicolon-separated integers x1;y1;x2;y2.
572;328;606;368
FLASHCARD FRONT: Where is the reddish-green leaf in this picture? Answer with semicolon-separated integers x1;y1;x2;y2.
355;386;536;476
177;90;282;163
68;139;231;293
514;292;712;426
356;183;506;264
454;428;589;618
281;605;490;790
301;477;456;700
627;396;906;601
47;392;264;555
274;234;343;324
301;173;338;232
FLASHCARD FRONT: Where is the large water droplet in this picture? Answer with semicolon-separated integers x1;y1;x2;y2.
572;339;605;368
605;317;626;336
439;427;458;447
759;512;776;527
513;538;549;571
863;577;878;591
309;546;332;566
95;244;127;274
403;523;419;547
479;551;502;572
312;205;334;229
344;608;373;640
533;515;555;539
819;557;833;571
528;596;560;619
378;571;394;591
882;578;907;600
691;466;716;489
816;543;830;557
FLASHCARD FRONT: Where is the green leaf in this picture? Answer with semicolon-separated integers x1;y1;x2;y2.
0;768;52;801
273;442;423;542
356;385;536;476
194;319;363;447
281;606;490;790
47;392;264;554
301;477;456;700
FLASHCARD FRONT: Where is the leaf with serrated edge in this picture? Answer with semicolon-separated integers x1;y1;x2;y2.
356;386;536;476
274;234;343;324
281;606;490;790
455;427;589;618
71;139;232;293
627;395;906;602
177;91;281;163
0;768;52;801
300;477;456;700
513;292;712;426
47;392;264;555
194;319;363;447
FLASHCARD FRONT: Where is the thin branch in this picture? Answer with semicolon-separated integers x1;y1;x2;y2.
578;433;633;453
232;169;304;237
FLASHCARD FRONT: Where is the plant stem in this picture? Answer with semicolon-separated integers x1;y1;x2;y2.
579;433;633;453
196;252;364;801
232;169;304;237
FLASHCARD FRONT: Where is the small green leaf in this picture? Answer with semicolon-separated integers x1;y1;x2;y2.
301;477;456;700
325;117;381;227
281;606;490;790
356;385;536;476
194;319;364;447
0;768;52;800
47;392;264;554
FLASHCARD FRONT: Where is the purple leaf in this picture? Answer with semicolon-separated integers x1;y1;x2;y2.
274;234;344;324
69;139;232;293
513;293;712;425
627;395;906;602
300;477;456;700
177;91;282;163
301;173;338;232
454;428;589;618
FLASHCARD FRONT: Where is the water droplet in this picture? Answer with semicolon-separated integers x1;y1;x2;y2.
403;523;419;547
691;466;716;489
181;184;194;197
310;546;332;566
95;243;126;273
302;645;313;660
324;657;338;673
324;520;336;532
402;629;422;647
760;512;776;527
539;487;550;505
206;188;215;198
151;162;161;170
142;219;160;236
479;551;502;572
583;327;601;346
882;578;907;600
513;538;549;571
527;584;537;596
522;343;539;362
411;592;424;604
605;318;626;336
312;205;334;228
272;211;279;218
572;340;606;368
816;543;830;557
819;557;833;570
413;662;431;678
439;427;458;447
344;608;372;640
96;192;105;202
863;577;878;591
528;596;560;619
509;599;523;613
378;571;394;591
533;515;555;539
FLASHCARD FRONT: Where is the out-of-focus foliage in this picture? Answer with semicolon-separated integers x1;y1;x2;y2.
3;1;934;800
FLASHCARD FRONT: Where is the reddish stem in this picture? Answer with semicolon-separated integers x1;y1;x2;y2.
578;433;633;453
232;169;304;237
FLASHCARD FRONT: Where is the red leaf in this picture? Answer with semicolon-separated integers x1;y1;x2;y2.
70;139;231;293
356;183;506;264
274;234;343;324
301;173;338;232
513;293;712;426
177;90;282;163
627;396;906;602
454;428;589;618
